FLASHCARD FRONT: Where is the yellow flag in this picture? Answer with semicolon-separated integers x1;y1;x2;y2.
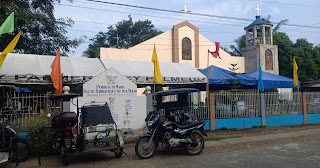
151;44;163;85
293;56;299;87
0;31;22;68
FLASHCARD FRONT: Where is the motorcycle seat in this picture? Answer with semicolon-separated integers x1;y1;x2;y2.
176;121;204;129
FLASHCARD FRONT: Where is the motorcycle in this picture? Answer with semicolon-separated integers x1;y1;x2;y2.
135;88;207;159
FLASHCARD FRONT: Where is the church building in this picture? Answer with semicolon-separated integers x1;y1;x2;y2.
100;5;278;75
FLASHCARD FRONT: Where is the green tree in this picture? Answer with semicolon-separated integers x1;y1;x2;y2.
261;15;288;32
0;0;82;55
229;35;246;56
273;32;320;82
83;16;162;58
273;32;294;78
228;63;242;90
294;39;318;81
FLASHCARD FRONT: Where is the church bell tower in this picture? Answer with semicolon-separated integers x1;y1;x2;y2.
242;5;279;75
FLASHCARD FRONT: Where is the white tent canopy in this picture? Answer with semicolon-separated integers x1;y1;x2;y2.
100;59;206;84
0;53;206;85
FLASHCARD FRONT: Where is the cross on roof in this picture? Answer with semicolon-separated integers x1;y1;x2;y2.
255;5;261;16
181;4;191;21
114;34;120;47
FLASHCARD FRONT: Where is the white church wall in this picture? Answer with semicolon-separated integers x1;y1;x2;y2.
100;30;173;63
199;34;245;72
178;26;195;67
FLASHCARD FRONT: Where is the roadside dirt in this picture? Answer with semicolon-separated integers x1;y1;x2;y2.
2;124;320;168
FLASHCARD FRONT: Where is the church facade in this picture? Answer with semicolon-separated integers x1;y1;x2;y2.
100;21;246;73
100;11;278;75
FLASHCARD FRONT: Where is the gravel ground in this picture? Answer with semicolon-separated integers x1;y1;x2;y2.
2;124;320;168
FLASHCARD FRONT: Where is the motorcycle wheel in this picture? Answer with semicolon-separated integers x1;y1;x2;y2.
135;136;156;159
114;136;123;158
10;138;30;162
62;147;70;166
184;132;205;155
114;147;123;158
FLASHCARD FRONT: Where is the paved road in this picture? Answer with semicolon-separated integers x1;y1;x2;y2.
5;140;319;168
2;127;320;168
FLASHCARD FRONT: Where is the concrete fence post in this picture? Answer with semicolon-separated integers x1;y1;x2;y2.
302;92;307;124
145;86;153;115
260;92;266;126
62;86;71;112
63;101;70;112
209;92;216;130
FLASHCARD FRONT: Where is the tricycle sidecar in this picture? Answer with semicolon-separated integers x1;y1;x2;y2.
79;104;124;154
49;94;123;166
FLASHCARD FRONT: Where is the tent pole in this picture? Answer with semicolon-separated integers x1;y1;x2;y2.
98;55;107;70
206;50;210;119
153;81;156;104
297;75;301;115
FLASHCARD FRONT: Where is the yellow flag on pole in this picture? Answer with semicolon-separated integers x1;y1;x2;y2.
151;44;163;85
0;31;22;68
293;56;299;87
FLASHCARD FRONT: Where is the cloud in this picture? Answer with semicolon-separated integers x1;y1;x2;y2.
270;7;281;15
188;0;258;26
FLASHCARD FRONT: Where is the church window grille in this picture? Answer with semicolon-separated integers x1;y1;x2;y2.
182;37;192;60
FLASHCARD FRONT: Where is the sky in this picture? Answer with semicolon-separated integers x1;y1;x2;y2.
53;0;320;57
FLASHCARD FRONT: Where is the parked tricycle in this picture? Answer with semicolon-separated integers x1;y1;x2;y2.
49;94;124;166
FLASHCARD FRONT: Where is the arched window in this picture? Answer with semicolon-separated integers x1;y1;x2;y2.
265;49;273;70
182;37;192;60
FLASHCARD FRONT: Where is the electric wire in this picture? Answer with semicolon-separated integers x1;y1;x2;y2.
80;0;320;29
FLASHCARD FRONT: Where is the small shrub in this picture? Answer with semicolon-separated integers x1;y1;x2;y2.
28;115;57;156
220;127;229;130
252;125;267;128
29;128;56;156
31;115;50;129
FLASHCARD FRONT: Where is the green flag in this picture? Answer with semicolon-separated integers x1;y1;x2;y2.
0;12;14;36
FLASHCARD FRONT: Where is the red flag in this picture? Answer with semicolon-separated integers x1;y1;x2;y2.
208;42;221;59
51;48;63;94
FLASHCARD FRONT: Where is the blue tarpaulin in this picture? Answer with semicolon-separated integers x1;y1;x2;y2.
178;65;299;91
200;65;257;86
245;70;300;89
15;87;32;92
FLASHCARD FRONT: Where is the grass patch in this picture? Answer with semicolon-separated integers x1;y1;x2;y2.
252;125;267;128
204;136;242;141
209;127;238;132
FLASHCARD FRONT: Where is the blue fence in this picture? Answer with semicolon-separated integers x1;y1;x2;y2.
209;92;320;130
266;114;303;126
307;113;320;124
216;117;261;129
215;114;310;129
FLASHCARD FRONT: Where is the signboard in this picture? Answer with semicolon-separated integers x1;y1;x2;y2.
80;67;146;129
0;74;206;84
